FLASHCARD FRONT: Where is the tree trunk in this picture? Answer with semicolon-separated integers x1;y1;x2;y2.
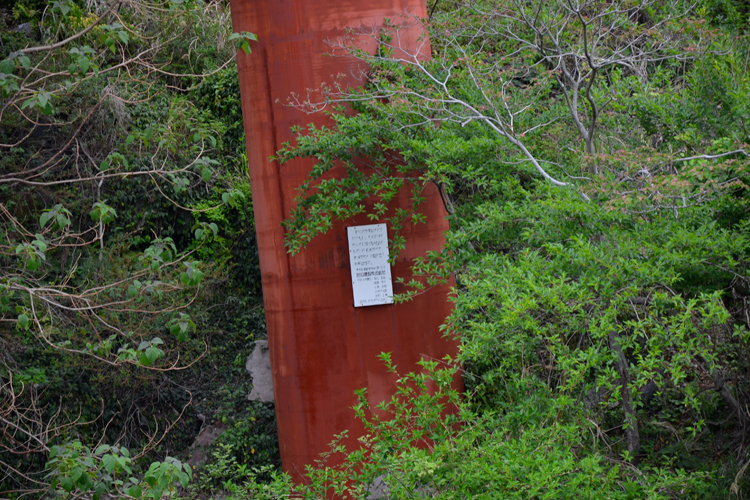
711;367;748;427
609;331;641;463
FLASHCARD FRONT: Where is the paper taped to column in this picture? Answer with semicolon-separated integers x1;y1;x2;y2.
347;223;393;307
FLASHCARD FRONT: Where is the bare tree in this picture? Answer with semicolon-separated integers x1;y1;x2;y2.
483;0;701;157
291;16;571;189
290;0;704;180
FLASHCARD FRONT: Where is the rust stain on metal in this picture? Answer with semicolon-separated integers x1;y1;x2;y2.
229;0;460;480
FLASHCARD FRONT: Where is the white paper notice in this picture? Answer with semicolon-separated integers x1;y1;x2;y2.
347;223;393;307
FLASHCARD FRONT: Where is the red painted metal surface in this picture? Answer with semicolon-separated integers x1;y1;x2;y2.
229;0;459;480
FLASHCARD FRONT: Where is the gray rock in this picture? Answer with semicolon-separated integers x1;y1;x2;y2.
639;379;659;407
584;386;612;410
12;23;32;36
367;475;389;500
246;340;274;402
187;423;225;467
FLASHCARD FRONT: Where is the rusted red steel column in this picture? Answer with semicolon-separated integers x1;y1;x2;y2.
229;0;459;479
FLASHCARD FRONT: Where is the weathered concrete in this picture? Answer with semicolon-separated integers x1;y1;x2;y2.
246;340;274;402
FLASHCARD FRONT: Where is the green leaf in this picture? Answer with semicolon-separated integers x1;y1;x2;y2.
177;471;190;488
0;58;14;75
54;1;71;16
33;234;47;252
231;31;257;55
61;476;76;492
90;202;117;224
126;485;142;499
139;352;152;367
56;214;71;228
18;56;30;71
125;135;135;145
145;345;162;364
39;211;51;228
94;444;111;455
26;257;40;271
77;56;90;74
127;282;140;298
148;488;164;499
93;481;108;500
71;467;83;482
78;472;93;491
201;167;212;183
18;314;29;329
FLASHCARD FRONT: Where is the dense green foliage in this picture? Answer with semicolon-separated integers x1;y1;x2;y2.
264;0;750;498
1;0;275;497
4;0;750;499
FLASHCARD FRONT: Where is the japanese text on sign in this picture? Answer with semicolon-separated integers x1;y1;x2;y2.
347;223;393;307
